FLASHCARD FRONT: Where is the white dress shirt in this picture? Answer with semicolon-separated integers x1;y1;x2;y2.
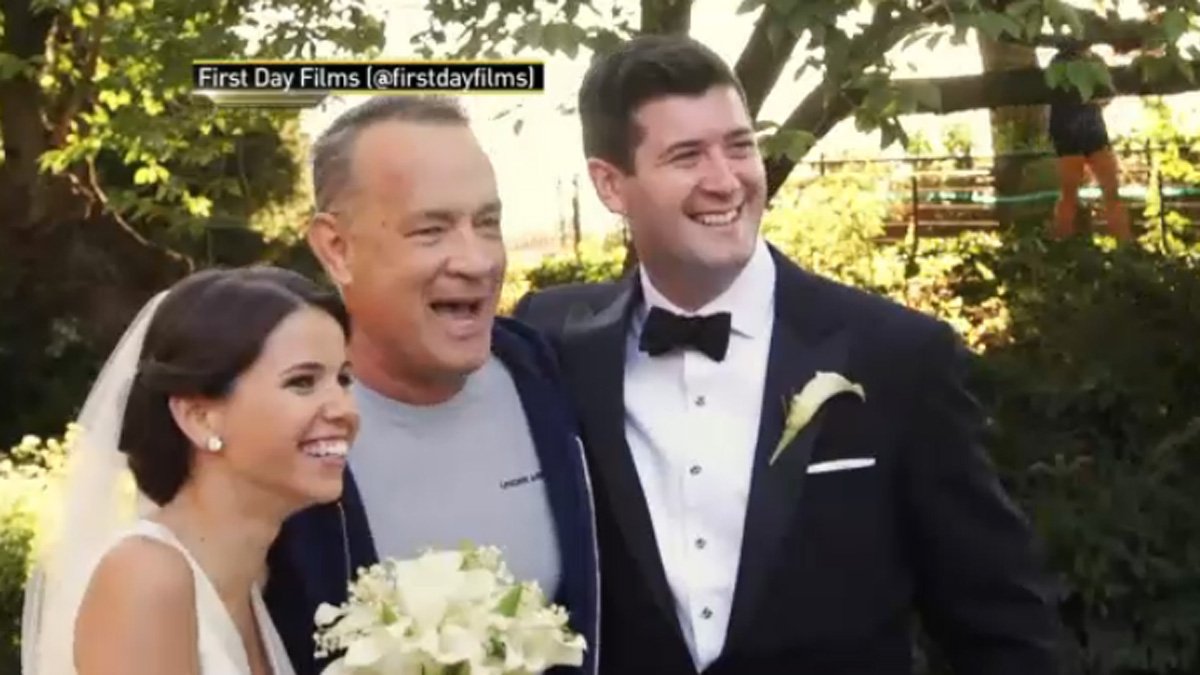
624;237;776;671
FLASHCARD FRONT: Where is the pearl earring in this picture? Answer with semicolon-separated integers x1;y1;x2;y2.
206;436;224;452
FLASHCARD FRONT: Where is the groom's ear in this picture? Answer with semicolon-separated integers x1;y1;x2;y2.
167;396;222;453
308;212;353;288
586;157;629;216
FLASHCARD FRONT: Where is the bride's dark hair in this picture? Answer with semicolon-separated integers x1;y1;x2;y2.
119;266;350;505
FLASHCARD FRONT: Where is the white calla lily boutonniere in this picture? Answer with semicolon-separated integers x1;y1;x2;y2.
768;371;866;466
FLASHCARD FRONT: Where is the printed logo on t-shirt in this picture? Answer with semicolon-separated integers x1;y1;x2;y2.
500;470;544;490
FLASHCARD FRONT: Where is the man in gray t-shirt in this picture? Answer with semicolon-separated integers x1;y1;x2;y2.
349;355;562;595
263;95;599;675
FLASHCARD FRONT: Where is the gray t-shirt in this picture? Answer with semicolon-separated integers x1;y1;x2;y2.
348;356;562;596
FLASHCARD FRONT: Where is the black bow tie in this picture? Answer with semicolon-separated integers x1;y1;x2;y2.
639;306;732;361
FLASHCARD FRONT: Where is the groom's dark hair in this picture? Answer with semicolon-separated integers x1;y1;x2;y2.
120;266;349;506
578;34;747;174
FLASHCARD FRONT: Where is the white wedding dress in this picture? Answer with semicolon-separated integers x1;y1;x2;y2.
20;292;301;675
109;519;298;675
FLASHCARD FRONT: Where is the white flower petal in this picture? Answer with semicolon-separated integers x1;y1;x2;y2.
343;634;388;667
769;371;865;465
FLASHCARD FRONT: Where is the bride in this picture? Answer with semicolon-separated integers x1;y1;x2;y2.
20;266;360;674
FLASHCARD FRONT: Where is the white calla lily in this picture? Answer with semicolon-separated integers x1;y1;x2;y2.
768;371;865;466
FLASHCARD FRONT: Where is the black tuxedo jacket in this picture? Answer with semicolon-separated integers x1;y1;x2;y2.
512;246;1063;675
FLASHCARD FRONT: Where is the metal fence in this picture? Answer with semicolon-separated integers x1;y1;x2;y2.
793;145;1200;241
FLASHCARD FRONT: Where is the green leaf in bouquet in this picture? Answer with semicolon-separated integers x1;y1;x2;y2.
497;584;524;617
380;602;399;625
487;636;507;660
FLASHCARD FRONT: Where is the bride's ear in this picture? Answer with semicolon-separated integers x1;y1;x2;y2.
167;396;223;453
308;212;353;288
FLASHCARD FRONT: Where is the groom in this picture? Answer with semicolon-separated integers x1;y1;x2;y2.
263;95;599;675
514;35;1063;674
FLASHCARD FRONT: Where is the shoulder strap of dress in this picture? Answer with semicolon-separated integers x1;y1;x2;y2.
122;520;200;567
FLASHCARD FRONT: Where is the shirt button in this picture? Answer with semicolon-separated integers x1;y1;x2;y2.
694;395;706;407
700;607;713;619
695;538;707;550
690;465;702;476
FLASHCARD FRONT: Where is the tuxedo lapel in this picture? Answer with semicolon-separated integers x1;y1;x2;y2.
560;278;683;642
725;251;852;651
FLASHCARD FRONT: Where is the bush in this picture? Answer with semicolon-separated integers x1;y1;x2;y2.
953;236;1200;673
0;428;72;673
500;234;626;314
0;508;34;672
765;171;1013;353
762;166;891;289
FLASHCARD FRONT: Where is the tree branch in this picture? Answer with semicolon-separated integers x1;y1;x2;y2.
640;0;693;34
50;0;108;148
762;2;921;194
734;6;803;118
900;58;1200;113
765;58;1200;197
1004;8;1154;49
80;158;194;270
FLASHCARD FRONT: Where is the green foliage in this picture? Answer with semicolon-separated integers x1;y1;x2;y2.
757;125;818;163
0;0;386;449
0;428;72;673
0;508;34;673
904;129;935;156
23;0;384;242
763;169;1012;353
1113;97;1200;253
410;1;1200;164
950;236;1200;673
762;167;891;288
411;0;634;59
1046;51;1116;103
500;235;626;314
942;123;975;158
522;244;625;290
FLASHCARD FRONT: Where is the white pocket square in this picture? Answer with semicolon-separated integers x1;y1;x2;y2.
807;458;875;474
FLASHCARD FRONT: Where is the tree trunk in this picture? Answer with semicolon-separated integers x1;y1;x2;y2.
641;0;692;34
618;0;696;273
0;0;58;230
0;0;192;445
978;35;1051;228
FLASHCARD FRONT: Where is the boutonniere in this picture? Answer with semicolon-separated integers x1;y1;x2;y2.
768;372;865;466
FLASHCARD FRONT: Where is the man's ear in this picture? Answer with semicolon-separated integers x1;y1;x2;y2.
167;396;223;453
308;212;353;287
586;157;629;217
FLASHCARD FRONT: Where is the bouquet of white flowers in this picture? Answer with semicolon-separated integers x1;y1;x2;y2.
312;544;587;675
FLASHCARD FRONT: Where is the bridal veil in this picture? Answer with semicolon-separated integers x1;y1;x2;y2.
20;290;167;675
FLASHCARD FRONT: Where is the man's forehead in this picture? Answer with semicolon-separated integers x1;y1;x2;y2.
355;163;498;215
632;88;751;146
350;123;492;189
351;121;452;168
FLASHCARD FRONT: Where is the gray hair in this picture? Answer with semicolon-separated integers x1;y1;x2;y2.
311;95;470;212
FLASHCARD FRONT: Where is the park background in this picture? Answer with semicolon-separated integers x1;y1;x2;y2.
2;0;1200;672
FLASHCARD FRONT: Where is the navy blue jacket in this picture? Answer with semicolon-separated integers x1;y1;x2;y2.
514;246;1062;675
263;317;600;675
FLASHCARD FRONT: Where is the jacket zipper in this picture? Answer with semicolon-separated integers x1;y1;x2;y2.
575;434;601;675
337;500;352;586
